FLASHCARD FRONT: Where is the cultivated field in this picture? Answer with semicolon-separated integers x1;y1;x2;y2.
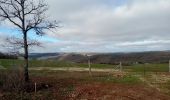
0;59;170;100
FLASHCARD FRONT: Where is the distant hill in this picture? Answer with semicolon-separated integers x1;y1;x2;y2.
29;51;170;65
29;53;61;60
90;51;170;65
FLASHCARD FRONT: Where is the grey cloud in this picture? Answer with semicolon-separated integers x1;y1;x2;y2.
1;0;170;53
40;0;170;52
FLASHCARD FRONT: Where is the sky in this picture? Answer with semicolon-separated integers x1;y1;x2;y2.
0;0;170;53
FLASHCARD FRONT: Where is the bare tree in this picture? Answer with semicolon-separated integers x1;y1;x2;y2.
0;0;58;82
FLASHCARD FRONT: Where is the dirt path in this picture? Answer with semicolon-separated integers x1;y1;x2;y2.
29;67;117;72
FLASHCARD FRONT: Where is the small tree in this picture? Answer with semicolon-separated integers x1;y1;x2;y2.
0;0;58;82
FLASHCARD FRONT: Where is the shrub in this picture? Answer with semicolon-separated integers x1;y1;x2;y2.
0;67;25;93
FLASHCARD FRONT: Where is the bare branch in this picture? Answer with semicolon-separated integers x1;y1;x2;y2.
0;1;22;28
6;36;42;48
0;0;59;81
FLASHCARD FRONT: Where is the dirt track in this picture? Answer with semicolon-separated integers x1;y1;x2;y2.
29;67;115;72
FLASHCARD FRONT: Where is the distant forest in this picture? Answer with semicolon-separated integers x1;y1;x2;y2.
0;52;17;59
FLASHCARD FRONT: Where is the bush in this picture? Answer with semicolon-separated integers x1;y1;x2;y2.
0;67;25;93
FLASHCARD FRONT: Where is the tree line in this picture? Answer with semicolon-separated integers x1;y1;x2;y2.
0;52;17;59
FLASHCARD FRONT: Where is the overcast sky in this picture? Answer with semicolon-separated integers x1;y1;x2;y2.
0;0;170;53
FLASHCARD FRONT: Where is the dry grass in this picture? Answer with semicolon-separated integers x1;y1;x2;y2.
0;68;25;92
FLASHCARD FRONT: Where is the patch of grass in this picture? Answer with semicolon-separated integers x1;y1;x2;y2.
0;59;24;69
0;59;114;69
29;60;75;68
164;80;170;89
124;63;169;72
118;75;141;84
0;59;169;72
76;63;113;69
60;85;75;96
160;80;170;95
2;91;54;100
85;74;141;84
29;60;114;69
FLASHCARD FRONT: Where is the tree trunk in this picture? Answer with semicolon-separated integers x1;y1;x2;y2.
23;32;29;82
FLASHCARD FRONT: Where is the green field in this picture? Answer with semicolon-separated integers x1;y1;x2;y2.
0;59;169;72
0;59;113;69
124;63;169;72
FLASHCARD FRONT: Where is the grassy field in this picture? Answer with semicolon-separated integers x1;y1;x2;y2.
123;63;169;72
1;70;170;100
1;59;170;99
0;59;113;69
0;59;169;72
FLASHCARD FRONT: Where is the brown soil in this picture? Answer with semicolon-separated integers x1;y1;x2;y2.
30;77;170;100
1;71;170;100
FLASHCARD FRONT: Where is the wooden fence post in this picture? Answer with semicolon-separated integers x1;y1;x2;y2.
35;82;37;93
